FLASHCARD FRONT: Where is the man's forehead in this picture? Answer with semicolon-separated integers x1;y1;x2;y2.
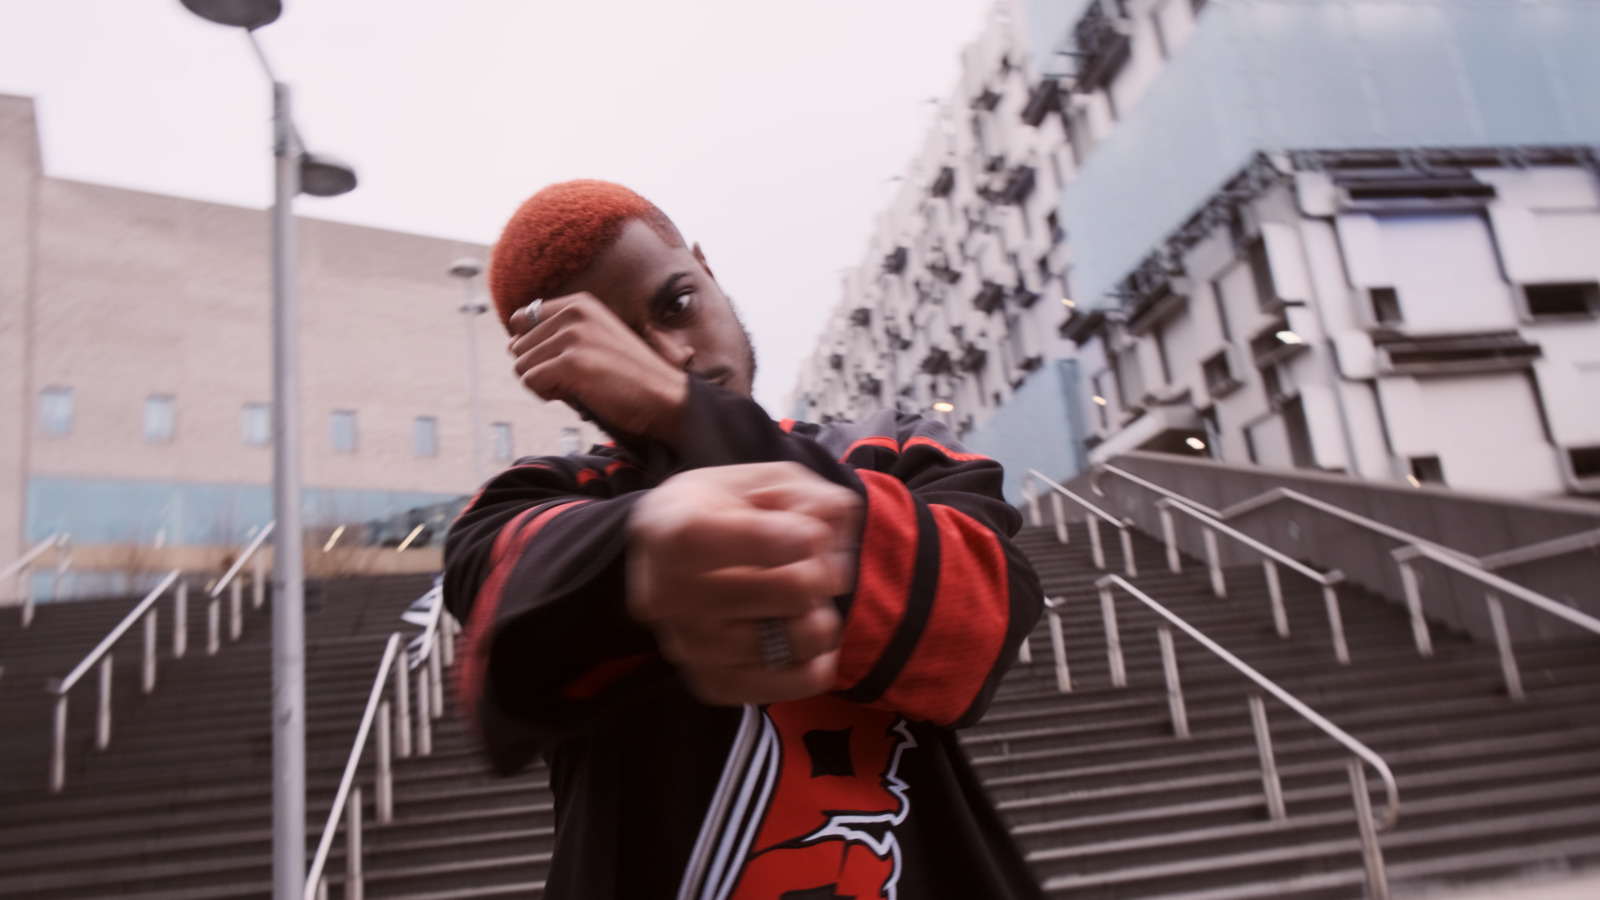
556;219;693;314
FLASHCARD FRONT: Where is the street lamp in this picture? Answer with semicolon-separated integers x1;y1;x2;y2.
449;258;489;486
177;4;357;900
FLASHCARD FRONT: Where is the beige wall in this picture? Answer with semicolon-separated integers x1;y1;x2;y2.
3;93;599;560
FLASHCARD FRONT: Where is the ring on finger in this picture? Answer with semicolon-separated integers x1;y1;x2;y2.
523;298;544;328
756;617;794;670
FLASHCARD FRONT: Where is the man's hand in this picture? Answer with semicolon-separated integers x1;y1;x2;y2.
508;294;689;448
627;462;863;707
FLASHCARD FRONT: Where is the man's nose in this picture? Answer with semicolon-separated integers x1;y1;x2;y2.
647;329;695;369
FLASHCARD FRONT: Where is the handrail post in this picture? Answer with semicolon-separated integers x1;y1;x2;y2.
173;580;188;659
1250;694;1286;821
1348;758;1391;900
1397;557;1433;658
20;563;35;628
1485;592;1524;701
142;608;158;694
346;785;364;900
1088;517;1106;570
229;578;243;642
394;652;412;759
1048;604;1071;693
49;692;67;793
376;700;394;825
1050;492;1068;545
53;535;72;603
429;631;444;719
416;664;433;757
1203;527;1226;598
1098;584;1126;688
1018;636;1032;664
440;615;456;668
1024;477;1040;526
1264;561;1289;638
1322;583;1350;664
252;552;265;609
1119;523;1138;578
96;654;112;750
1159;505;1180;573
1158;626;1188;738
207;598;220;656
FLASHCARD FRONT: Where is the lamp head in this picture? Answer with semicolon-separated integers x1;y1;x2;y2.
449;258;484;279
179;0;282;29
300;152;357;198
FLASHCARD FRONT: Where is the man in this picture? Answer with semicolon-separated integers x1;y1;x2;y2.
443;179;1045;899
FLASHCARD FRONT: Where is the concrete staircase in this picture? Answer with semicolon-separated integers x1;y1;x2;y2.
0;524;1597;898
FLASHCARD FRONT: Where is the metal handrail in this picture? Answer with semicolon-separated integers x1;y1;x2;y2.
1477;525;1600;571
47;568;183;792
1392;542;1600;701
3;532;72;627
307;581;455;900
1155;498;1351;664
1025;469;1138;576
305;633;403;900
208;522;274;647
1093;574;1398;898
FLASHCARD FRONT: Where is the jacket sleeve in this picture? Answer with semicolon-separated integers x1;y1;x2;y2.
828;419;1042;729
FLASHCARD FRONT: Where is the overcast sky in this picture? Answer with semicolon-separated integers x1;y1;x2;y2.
0;0;997;415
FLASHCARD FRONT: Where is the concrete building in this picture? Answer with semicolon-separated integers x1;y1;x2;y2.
795;0;1600;500
0;94;596;593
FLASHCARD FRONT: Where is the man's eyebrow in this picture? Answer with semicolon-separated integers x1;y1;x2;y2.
649;271;692;310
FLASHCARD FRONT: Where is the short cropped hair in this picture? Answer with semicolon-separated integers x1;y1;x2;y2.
488;180;684;331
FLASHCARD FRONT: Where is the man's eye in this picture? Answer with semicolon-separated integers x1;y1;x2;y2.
663;291;695;321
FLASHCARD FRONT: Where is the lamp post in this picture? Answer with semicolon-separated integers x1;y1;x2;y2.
177;4;356;900
449;258;489;486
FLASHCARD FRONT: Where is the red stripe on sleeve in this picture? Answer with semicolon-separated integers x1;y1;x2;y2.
833;470;918;692
902;435;989;462
837;435;900;463
881;504;1009;724
456;501;589;725
778;418;797;433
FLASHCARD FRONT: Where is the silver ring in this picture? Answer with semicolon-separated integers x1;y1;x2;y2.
756;618;794;670
523;298;544;328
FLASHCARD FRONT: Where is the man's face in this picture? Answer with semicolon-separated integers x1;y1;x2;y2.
556;219;756;399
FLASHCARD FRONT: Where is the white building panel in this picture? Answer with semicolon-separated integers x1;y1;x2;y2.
1376;213;1517;335
1415;373;1564;495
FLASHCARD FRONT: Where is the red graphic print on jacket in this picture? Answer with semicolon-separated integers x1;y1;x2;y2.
727;694;915;900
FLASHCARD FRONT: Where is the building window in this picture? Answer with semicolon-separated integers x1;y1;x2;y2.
1370;287;1404;325
1568;446;1600;481
490;422;514;462
1211;280;1234;342
1410;455;1446;485
241;403;270;446
144;395;176;442
1524;282;1599;319
413;416;438;458
1153;325;1173;386
1201;350;1239;397
330;410;358;454
39;386;72;436
560;426;583;455
1246;239;1278;310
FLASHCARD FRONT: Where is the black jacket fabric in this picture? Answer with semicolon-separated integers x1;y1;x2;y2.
444;381;1046;899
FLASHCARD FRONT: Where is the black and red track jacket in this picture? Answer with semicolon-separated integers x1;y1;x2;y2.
444;380;1045;900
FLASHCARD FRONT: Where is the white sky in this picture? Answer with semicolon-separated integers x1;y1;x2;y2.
0;0;996;416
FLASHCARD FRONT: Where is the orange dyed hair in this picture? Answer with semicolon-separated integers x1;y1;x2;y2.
488;179;683;331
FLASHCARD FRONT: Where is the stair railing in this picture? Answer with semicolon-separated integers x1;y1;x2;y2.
2;532;72;627
206;522;274;655
1156;497;1351;664
1097;464;1600;691
305;632;404;900
1025;469;1138;576
307;582;458;900
1392;542;1600;701
45;568;182;793
1091;573;1399;900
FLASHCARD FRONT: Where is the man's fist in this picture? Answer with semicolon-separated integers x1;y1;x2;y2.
508;293;689;447
627;462;863;707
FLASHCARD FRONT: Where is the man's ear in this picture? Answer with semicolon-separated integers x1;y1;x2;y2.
692;242;717;281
